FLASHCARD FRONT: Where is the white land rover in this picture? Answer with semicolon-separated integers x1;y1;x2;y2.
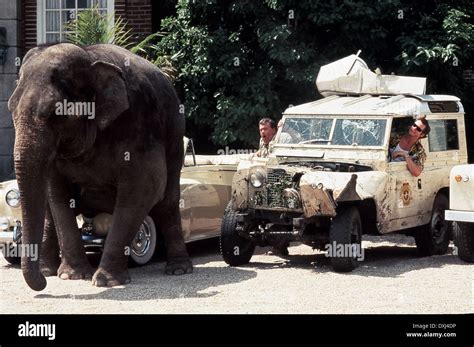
221;54;468;272
445;165;474;262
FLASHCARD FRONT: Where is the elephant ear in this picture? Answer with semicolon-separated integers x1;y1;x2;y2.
91;61;130;130
8;47;47;113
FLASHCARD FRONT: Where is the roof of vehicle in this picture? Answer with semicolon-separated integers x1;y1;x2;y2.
283;94;463;116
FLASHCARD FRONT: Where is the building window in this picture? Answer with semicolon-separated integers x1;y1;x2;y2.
37;0;114;44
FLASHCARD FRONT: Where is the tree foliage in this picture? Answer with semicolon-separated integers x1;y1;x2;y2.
65;7;178;80
128;1;474;149
65;5;132;47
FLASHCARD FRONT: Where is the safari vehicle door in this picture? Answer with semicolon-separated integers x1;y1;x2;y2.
385;110;467;232
385;116;424;231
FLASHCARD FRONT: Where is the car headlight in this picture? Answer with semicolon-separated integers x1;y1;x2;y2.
6;189;20;208
0;216;10;231
250;171;265;188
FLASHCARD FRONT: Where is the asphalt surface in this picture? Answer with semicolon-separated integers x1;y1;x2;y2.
0;234;472;314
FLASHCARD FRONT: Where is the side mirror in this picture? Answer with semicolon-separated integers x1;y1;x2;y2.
183;137;196;167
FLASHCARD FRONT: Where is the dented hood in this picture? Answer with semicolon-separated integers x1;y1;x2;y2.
300;170;388;201
299;171;388;218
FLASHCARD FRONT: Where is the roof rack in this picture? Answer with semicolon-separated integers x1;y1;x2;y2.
316;53;426;97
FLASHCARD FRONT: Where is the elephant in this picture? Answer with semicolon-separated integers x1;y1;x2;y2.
7;43;193;291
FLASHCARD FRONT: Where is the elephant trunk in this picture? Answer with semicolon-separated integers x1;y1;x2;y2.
14;120;54;291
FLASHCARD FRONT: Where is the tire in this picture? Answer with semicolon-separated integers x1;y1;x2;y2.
415;194;451;256
1;242;21;265
329;206;363;272
220;201;255;266
453;222;474;263
129;216;157;266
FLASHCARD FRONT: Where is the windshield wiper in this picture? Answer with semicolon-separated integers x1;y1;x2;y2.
298;139;330;144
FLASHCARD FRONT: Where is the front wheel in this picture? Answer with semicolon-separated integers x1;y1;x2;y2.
453;222;474;263
1;242;21;265
220;202;255;266
329;206;363;272
415;194;451;256
129;216;157;266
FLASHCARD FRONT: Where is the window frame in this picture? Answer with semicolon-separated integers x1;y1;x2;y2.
427;118;460;153
36;0;115;45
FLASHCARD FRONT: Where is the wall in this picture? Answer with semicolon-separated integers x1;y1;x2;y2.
23;0;152;51
0;0;21;180
117;0;152;42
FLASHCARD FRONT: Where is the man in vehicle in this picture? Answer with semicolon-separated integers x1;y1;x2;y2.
390;116;430;177
251;118;277;158
249;118;290;255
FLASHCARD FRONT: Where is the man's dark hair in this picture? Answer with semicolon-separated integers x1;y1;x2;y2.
259;118;276;129
419;116;431;136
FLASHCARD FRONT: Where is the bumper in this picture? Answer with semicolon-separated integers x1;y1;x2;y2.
0;220;21;244
445;210;474;223
0;231;14;244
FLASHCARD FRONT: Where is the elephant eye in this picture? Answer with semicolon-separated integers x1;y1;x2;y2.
51;74;67;87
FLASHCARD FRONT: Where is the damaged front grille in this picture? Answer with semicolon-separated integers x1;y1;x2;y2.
267;169;293;206
253;169;302;209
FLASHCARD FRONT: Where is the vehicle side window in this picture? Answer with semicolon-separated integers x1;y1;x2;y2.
389;117;413;138
387;117;419;163
428;119;459;152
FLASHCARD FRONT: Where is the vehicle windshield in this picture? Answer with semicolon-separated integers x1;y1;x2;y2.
277;117;387;146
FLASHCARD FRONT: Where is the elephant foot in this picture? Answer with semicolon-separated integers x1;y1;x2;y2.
40;255;60;277
40;246;60;277
165;257;193;275
57;262;93;280
92;267;131;287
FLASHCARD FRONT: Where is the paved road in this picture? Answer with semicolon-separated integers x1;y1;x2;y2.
0;234;472;314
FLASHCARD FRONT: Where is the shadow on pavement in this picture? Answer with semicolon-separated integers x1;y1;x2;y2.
246;235;466;278
34;238;257;301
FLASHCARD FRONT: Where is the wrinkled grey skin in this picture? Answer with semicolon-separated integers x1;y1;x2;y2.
8;43;192;291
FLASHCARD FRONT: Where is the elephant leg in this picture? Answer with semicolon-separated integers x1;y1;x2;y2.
39;203;60;277
92;206;151;287
149;151;192;275
151;200;192;275
47;172;93;280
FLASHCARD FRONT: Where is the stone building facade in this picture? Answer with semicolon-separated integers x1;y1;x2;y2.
0;1;20;180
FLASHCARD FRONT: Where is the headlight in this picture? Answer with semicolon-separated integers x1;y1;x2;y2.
6;189;20;208
0;216;10;231
250;171;265;188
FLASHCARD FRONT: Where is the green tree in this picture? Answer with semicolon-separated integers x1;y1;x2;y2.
65;6;178;80
65;5;132;47
154;0;474;150
397;3;474;95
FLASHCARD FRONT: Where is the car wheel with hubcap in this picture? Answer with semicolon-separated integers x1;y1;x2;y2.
129;216;157;266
